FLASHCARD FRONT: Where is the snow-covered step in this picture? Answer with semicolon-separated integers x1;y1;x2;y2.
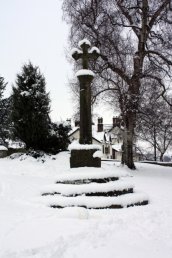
56;177;119;184
41;193;149;209
55;169;130;184
42;181;134;197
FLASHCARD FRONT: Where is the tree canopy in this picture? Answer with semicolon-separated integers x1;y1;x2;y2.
63;0;172;168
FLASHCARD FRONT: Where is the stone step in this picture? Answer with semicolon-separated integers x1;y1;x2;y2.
54;169;130;184
56;177;119;185
41;192;149;209
42;181;134;197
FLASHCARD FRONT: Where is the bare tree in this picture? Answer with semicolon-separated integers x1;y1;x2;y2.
137;83;172;161
63;0;172;169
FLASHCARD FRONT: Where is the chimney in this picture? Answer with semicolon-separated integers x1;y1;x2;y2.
113;117;120;127
97;117;103;132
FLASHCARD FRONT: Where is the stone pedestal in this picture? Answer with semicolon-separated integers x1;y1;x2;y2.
70;149;101;168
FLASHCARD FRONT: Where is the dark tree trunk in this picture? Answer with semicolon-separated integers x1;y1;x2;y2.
121;143;125;165
160;153;164;162
124;112;136;169
153;126;157;161
122;49;141;169
154;145;157;161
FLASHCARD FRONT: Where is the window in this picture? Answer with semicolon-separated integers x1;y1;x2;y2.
105;146;109;154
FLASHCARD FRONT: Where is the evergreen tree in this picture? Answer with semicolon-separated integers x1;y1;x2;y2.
46;122;70;154
11;62;50;150
56;123;70;151
0;76;6;99
0;76;9;145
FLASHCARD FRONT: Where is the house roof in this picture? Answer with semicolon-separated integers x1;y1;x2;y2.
108;125;124;133
68;126;102;144
68;124;124;145
68;127;79;137
112;144;122;152
92;137;102;144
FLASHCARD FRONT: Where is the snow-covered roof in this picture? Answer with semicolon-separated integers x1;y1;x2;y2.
69;125;122;144
92;127;119;143
68;127;102;144
92;137;102;144
109;125;124;133
68;127;79;137
112;144;122;152
92;130;104;143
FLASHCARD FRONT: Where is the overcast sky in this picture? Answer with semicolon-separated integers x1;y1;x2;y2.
0;0;74;121
0;0;114;123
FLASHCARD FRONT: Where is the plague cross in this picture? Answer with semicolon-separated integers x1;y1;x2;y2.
71;39;100;144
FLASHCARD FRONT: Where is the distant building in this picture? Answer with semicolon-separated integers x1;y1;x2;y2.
95;116;124;160
68;127;102;146
68;116;141;161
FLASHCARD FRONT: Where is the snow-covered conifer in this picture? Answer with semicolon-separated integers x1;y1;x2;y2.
0;76;9;145
11;62;51;150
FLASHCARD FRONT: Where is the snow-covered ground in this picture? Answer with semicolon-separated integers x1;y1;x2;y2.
0;152;172;258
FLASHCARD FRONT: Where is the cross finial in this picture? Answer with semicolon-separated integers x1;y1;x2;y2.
71;39;100;69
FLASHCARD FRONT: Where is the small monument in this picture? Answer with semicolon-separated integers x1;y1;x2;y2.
70;39;101;168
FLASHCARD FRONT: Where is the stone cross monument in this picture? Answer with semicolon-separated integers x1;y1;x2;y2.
70;39;101;168
71;39;100;144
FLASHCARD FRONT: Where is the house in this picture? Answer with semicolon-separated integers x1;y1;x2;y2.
68;127;102;146
68;116;141;161
68;117;124;160
95;117;124;160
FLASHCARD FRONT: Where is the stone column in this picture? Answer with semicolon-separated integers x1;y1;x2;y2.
70;39;101;168
77;74;93;144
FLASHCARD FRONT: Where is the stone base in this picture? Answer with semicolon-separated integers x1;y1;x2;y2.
70;149;101;168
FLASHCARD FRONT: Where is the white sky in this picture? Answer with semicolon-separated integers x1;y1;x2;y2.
0;0;114;123
0;0;73;121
